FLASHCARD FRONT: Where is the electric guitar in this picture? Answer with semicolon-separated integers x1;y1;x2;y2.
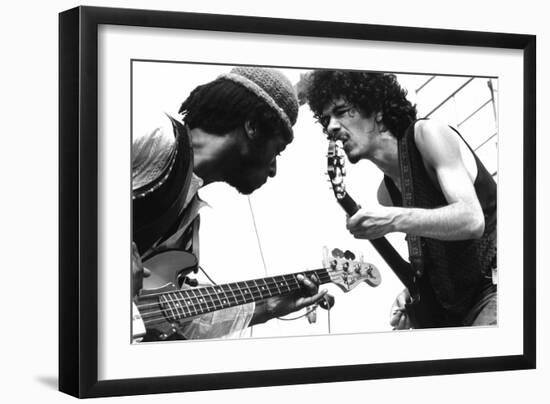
133;247;381;341
327;140;446;328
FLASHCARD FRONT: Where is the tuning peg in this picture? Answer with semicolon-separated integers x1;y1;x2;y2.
344;250;356;260
331;248;344;258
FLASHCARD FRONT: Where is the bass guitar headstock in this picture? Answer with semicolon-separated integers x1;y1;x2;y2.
323;246;381;292
327;140;360;215
327;140;348;200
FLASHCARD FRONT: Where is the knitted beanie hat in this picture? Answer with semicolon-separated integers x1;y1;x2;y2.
218;67;299;135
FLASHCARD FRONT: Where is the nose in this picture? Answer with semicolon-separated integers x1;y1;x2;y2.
268;158;277;177
326;116;341;137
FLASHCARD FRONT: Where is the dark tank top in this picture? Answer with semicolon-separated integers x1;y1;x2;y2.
384;120;497;324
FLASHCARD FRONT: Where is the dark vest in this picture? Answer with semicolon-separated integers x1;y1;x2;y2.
384;121;497;323
133;118;196;258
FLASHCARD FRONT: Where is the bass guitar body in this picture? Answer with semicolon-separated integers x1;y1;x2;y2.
133;250;198;341
142;249;198;290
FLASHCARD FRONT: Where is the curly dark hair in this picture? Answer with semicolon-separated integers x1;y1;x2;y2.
179;78;291;142
305;70;417;138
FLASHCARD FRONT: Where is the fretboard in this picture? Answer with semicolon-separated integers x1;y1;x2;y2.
139;268;331;323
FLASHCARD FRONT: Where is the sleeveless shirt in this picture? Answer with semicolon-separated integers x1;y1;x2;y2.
384;121;497;324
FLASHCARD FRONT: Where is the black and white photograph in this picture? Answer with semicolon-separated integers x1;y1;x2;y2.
3;0;548;402
130;63;498;342
52;4;539;400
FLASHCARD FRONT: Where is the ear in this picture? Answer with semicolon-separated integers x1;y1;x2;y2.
374;112;387;132
244;120;256;140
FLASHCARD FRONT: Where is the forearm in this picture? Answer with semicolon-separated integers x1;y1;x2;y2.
249;301;272;326
391;202;485;240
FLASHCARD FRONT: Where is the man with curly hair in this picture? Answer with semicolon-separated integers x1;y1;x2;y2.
132;67;328;341
305;70;497;329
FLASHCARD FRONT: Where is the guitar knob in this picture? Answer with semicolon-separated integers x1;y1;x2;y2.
182;276;199;287
319;294;335;310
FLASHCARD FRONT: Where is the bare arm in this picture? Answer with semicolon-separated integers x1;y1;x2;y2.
391;120;485;240
349;120;484;241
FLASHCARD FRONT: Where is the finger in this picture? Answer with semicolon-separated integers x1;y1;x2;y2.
391;305;405;317
403;315;412;329
296;289;328;310
346;210;364;230
397;312;408;330
390;311;401;327
297;274;319;294
397;290;410;306
309;274;320;285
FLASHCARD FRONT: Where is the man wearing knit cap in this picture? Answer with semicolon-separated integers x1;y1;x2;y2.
132;66;328;341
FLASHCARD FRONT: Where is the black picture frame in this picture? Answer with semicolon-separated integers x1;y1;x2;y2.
59;5;536;398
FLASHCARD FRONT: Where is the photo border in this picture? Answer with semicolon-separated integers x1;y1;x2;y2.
59;5;536;398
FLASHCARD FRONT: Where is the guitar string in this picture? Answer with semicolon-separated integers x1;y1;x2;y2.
135;271;343;322
136;278;332;319
138;272;342;328
136;271;335;314
139;286;339;329
136;271;337;317
136;267;331;303
136;285;344;330
137;270;332;304
138;288;336;328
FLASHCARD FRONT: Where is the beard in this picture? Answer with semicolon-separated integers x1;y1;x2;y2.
224;147;271;195
226;171;264;195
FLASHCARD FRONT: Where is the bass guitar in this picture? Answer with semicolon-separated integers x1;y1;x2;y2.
327;140;446;328
133;247;381;341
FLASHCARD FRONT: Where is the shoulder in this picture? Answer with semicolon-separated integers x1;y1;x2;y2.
413;119;455;146
412;119;462;166
132;113;178;192
133;113;177;152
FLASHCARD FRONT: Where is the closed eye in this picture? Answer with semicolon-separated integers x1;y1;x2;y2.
334;106;352;117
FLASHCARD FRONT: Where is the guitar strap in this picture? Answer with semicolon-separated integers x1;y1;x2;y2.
396;124;425;298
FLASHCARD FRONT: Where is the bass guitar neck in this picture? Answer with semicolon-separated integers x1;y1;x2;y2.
336;192;415;291
134;248;381;341
327;140;446;328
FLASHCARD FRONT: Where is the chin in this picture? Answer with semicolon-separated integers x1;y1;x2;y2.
347;152;360;164
235;180;264;195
